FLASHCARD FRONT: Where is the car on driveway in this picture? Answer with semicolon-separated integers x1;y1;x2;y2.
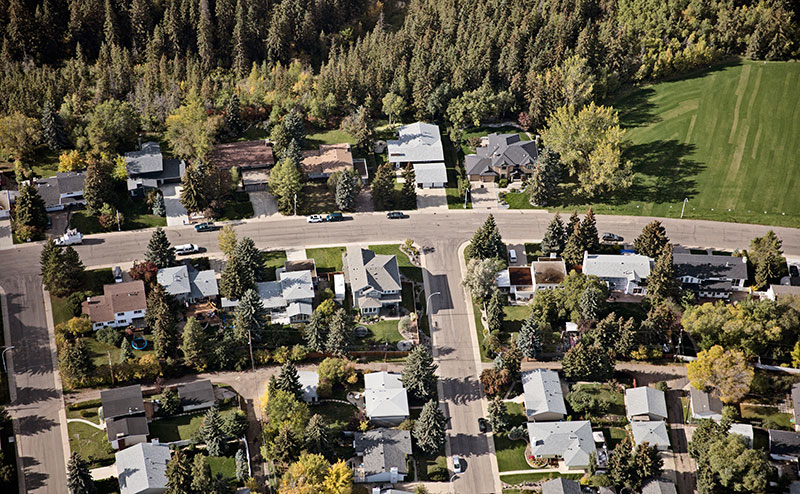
194;222;216;232
307;215;324;223
386;211;405;219
325;212;344;222
602;232;624;242
478;418;488;432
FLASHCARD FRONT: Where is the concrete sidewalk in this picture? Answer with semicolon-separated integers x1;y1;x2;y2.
0;218;12;250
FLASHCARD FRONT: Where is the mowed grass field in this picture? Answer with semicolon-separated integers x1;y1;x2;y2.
564;60;800;227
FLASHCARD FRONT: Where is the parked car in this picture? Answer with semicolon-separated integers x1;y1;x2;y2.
307;215;324;223
478;418;488;432
790;265;799;278
175;243;200;255
386;211;405;219
602;232;624;242
508;249;517;263
325;212;344;222
55;229;83;246
194;222;216;232
452;455;463;474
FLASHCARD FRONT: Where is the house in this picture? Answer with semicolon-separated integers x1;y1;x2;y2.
625;387;668;421
343;247;402;315
673;253;748;299
298;371;319;403
124;142;186;195
387;122;447;188
412;162;448;188
689;385;723;422
465;133;539;182
522;369;567;421
767;284;800;301
364;372;409;425
769;430;800;461
221;270;315;324
496;266;536;302
34;171;85;211
208;140;275;170
353;428;413;483
532;257;567;291
157;264;219;305
0;188;17;219
582;252;653;295
630;421;671;450
793;383;800;432
177;380;216;412
115;442;171;494
527;420;596;469
284;259;318;284
641;480;678;494
100;385;149;450
541;478;581;494
729;423;754;448
301;143;354;179
82;280;147;330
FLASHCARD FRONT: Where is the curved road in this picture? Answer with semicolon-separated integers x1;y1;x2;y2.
2;210;799;494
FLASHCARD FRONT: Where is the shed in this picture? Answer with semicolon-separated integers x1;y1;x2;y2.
177;380;216;412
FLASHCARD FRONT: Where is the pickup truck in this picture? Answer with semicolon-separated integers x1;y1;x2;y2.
55;229;83;246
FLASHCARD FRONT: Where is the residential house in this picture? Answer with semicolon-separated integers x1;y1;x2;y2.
343;247;402;315
34;171;85;211
387;122;447;188
298;370;319;403
673;253;748;299
729;423;754;448
496;266;536;302
116;442;171;494
124;142;186;195
82;280;147;330
208;140;275;170
157;264;219;305
541;478;581;494
527;420;596;470
582;252;653;295
770;430;800;462
625;387;668;421
301;143;354;179
465;133;539;182
793;383;800;432
363;372;409;425
641;480;678;494
284;259;318;285
767;284;800;301
0;188;17;219
689;385;723;422
353;428;413;483
101;385;149;450
532;257;567;291
522;369;567;421
221;270;314;324
630;421;671;450
177;380;216;413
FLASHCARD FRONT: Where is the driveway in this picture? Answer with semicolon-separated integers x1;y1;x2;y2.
0;218;12;250
470;183;499;209
46;211;69;239
160;184;189;226
416;187;448;210
248;191;278;218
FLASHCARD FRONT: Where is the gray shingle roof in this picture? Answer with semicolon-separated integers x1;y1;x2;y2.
279;270;314;301
466;133;538;175
541;478;581;494
527;421;596;468
630;421;670;448
770;429;800;457
101;385;145;419
177;380;215;408
522;369;567;419
625;386;668;420
116;442;171;494
257;281;286;309
413;162;447;184
673;253;748;281
354;428;412;477
583;253;653;281
125;142;164;175
35;171;86;208
641;480;678;494
157;265;218;299
387;122;444;164
106;415;149;441
689;386;723;416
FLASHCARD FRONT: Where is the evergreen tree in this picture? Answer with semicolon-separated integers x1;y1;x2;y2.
224;94;243;136
402;345;438;400
565;210;580;243
516;313;543;359
340;105;374;150
528;147;561;206
486;289;506;333
269;423;301;464
413;400;446;455
371;163;395;211
67;452;96;494
304;414;332;457
467;215;506;261
119;337;134;362
562;221;585;266
335;170;358;211
41;99;67;150
83;155;114;215
145;228;176;268
182;317;208;371
401;163;417;209
235;448;249;481
488;396;510;433
147;283;178;359
303;311;328;352
180;162;212;214
233;288;266;343
59;338;95;384
223;410;249;438
13;184;48;235
197;0;214;72
528;163;547;206
283;138;303;166
579;207;599;253
190;454;212;492
202;407;227;456
275;361;303;399
161;387;181;416
647;243;680;302
231;0;248;78
220;237;262;299
40;239;60;290
562;342;614;381
151;192;166;216
541;214;566;256
165;449;193;494
580;285;605;321
269;157;303;214
634;220;670;258
325;308;351;357
749;231;787;289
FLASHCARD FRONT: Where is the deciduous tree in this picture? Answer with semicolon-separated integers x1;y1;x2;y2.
0;112;42;160
562;342;613;381
86;100;138;152
462;257;505;303
688;345;753;403
218;224;238;258
165;91;220;160
269;157;303;214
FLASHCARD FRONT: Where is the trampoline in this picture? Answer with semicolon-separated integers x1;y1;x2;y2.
131;336;148;350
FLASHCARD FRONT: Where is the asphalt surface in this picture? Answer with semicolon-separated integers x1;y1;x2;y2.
2;209;800;494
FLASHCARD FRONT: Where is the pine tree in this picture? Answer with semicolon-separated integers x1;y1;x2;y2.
13;184;48;234
41;99;67;150
528;147;561;206
335;170;358;211
579;207;599;253
633;220;669;258
40;239;60;290
486;289;506;333
528;163;547;206
147;284;178;359
488;396;510;433
275;361;302;399
59;338;95;384
151;193;166;216
145;228;176;268
235;448;249;481
413;400;446;455
102;0;118;46
119;338;134;362
269;423;300;463
182;317;208;371
231;0;248;78
580;285;605;321
402;345;438;400
303;311;328;352
325;308;351;357
562;221;585;266
190;454;211;492
304;414;332;457
516;313;543;359
165;449;193;494
202;407;227;456
401;163;417;209
224;94;243;136
59;247;86;295
565;210;580;244
67;452;96;494
541;214;566;256
233;288;266;343
468;215;506;261
197;0;214;72
370;163;395;211
647;243;680;302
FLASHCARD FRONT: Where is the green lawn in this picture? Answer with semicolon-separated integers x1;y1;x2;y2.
66;399;102;422
207;455;237;479
70;194;166;234
740;403;793;430
495;434;530;472
360;319;404;347
504;191;535;210
297;182;338;215
68;422;115;468
50;268;115;325
306;246;346;273
312;402;357;433
500;472;583;484
305;128;355;149
85;336;151;369
149;405;238;442
218;191;254;221
446;187;472;209
502;305;530;335
599;426;629;450
569;382;626;417
367;244;423;283
261;250;287;281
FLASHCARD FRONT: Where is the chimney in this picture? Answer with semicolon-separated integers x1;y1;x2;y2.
138;134;142;150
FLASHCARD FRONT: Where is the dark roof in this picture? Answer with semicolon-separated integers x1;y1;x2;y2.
285;260;317;279
354;428;412;476
125;142;164;175
641;480;678;494
508;266;533;286
126;158;186;191
690;386;723;415
177;380;215;408
770;429;800;457
101;385;145;419
541;478;581;494
106;415;149;441
792;383;800;420
35;172;86;207
209;140;275;169
673;254;748;281
533;259;567;285
465;154;496;177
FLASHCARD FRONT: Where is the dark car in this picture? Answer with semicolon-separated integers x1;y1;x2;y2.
194;222;216;232
791;265;799;278
386;211;405;219
478;417;488;432
326;212;344;222
602;232;623;242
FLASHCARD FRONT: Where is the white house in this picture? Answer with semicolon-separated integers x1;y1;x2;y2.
625;387;668;421
522;369;567;421
364;372;409;425
298;371;319;403
115;442;171;494
343;247;402;315
221;270;315;324
582;252;653;295
387;122;447;189
157;264;219;304
353;428;412;483
630;421;670;450
527;420;596;470
673;253;748;299
689;385;723;422
82;280;147;330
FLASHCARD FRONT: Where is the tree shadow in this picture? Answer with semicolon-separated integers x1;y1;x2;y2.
616;87;659;129
439;376;483;405
621;140;703;205
16;414;58;436
20;456;49;491
13;387;59;406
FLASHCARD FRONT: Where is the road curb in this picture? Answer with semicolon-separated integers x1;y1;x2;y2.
41;286;72;473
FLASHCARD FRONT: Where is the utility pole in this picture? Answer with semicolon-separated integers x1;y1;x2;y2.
464;187;469;208
680;197;688;218
293;193;297;216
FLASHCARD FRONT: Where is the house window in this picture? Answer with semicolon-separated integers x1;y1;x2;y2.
133;310;143;314
632;288;643;295
116;312;125;317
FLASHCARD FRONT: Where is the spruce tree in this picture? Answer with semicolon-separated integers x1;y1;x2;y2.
165;449;193;494
335;170;358;211
528;163;547;206
40;239;60;291
41;99;67;150
303;311;328;352
541;214;566;256
235;448;249;481
516;313;543;359
528;147;561;206
233;288;266;343
562;221;585;266
580;285;605;321
325;308;351;358
579;207;599;253
283;138;303;166
145;228;176;268
565;211;580;244
413;400;446;455
269;423;301;463
486;289;505;333
224;93;243;137
647;243;680;302
202;407;227;456
370;163;395;211
147;284;178;359
304;414;332;457
231;0;248;78
401;163;416;209
182;317;208;371
67;452;96;494
633;220;669;258
13;184;48;234
402;345;438;400
151;193;166;216
488;396;510;433
468;215;506;261
180;163;210;214
83;156;114;215
119;338;134;362
275;361;302;399
59;338;95;384
190;454;212;492
61;246;86;291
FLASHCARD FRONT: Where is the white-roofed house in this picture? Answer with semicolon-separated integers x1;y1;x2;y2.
115;442;171;494
522;369;567;421
157;264;219;305
221;271;314;324
298;370;319;403
630;421;671;450
625;387;668;421
527;420;596;470
387;122;447;189
729;423;754;448
343;247;402;315
364;372;409;425
333;273;345;302
582;252;653;295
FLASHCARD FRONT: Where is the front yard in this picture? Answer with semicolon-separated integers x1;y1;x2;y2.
494;402;530;472
69;194;166;234
217;191;255;221
261;250;288;281
67;422;114;468
50;268;116;325
297;183;338;216
306;246;346;273
367;244;422;284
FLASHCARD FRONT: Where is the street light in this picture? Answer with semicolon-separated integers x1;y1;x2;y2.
426;291;441;315
1;346;14;373
680;197;688;218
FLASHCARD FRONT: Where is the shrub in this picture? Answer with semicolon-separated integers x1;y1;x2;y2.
96;326;123;347
654;381;669;392
66;291;89;317
398;316;412;333
428;464;448;482
289;345;308;362
498;178;509;188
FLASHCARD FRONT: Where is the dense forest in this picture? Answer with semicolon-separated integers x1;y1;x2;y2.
0;0;797;148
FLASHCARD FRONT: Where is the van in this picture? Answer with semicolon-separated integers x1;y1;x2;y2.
509;249;517;263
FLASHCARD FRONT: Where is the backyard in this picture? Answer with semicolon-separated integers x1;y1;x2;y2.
359;319;404;348
740;404;793;430
148;404;239;443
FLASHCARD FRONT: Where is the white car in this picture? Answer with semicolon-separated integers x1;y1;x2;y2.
307;215;324;223
175;243;200;255
452;455;463;474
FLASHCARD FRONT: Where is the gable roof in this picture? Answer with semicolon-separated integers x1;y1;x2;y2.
625;387;668;420
541;478;581;494
125;142;164;175
82;280;147;323
365;372;409;419
177;380;215;408
673;253;748;281
770;284;800;300
257;281;286;309
583;253;653;282
157;265;219;299
279;270;314;301
689;386;723;416
345;247;402;294
208;140;275;169
522;369;567;418
116;442;171;494
641;480;678;494
770;429;800;457
630;421;670;448
301;143;354;176
413;162;448;184
465;133;538;175
106;415;149;441
354;428;412;476
101;385;145;419
387;122;444;164
527;421;596;468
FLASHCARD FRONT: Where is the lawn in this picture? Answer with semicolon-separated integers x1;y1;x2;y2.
312;402;357;433
297;182;338;215
740;404;793;430
502;305;530;335
598;426;629;450
367;244;422;284
446;187;472;209
70;194;166;234
68;422;115;468
569;382;626;417
527;60;800;227
360;319;404;348
305;128;355;149
261;250;287;281
85;336;151;369
148;405;238;442
66;399;102;422
218;191;254;221
50;268;115;325
306;246;346;273
504;191;535;210
495;402;531;472
207;455;237;479
500;472;583;484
